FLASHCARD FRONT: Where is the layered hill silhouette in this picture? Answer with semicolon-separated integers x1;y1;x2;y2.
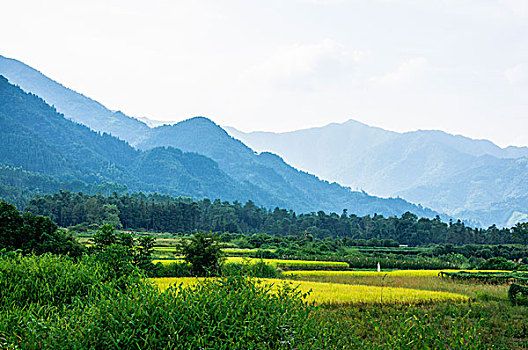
0;73;434;218
5;54;526;226
227;121;528;227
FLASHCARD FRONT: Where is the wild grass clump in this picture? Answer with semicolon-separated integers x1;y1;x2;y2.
0;251;141;308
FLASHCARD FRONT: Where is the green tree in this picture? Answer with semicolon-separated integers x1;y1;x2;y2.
180;232;224;276
103;204;122;228
512;222;528;245
91;223;117;250
135;235;156;272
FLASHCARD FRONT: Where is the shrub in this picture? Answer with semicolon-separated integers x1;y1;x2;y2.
153;261;192;277
478;257;519;271
0;201;85;257
509;283;528;306
255;248;279;259
222;260;281;278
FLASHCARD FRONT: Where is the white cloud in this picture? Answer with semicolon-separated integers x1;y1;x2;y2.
505;64;528;85
369;57;432;87
243;39;366;84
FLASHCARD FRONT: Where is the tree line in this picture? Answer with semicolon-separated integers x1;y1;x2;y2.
25;191;528;246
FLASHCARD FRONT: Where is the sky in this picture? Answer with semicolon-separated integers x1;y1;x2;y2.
1;0;527;147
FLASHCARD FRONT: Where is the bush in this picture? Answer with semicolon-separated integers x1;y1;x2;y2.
0;201;85;257
509;283;528;306
478;257;519;270
255;249;279;259
153;261;192;277
222;260;281;278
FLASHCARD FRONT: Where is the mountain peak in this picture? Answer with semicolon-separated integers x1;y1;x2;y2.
182;116;218;126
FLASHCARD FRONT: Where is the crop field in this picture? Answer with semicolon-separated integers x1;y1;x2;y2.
226;257;349;267
152;259;184;264
151;277;467;305
288;269;518;301
153;246;178;252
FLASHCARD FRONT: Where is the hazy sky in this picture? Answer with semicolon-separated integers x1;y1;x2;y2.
1;0;527;146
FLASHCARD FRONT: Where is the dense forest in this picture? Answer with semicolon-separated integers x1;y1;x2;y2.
26;191;528;246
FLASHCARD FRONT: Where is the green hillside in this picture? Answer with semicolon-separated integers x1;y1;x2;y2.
0;76;265;206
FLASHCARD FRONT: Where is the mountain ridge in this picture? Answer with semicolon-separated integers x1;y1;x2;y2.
227;120;528;227
135;116;438;217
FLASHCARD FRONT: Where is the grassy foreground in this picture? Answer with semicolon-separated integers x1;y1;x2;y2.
149;271;528;348
2;253;527;349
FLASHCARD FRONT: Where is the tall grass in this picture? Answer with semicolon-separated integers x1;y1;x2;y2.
0;253;340;349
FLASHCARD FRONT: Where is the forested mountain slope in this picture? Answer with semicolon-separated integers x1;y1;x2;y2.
0;76;265;205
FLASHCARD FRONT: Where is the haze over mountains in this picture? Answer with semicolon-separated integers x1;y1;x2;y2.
227;121;528;227
0;55;149;142
1;54;526;227
0;56;436;219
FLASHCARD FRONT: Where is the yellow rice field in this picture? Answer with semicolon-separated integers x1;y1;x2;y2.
153;247;178;252
150;277;468;305
152;259;184;264
226;257;348;267
222;248;258;253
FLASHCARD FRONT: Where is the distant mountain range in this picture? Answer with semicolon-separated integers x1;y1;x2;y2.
2;54;526;227
0;57;436;218
226;121;528;227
